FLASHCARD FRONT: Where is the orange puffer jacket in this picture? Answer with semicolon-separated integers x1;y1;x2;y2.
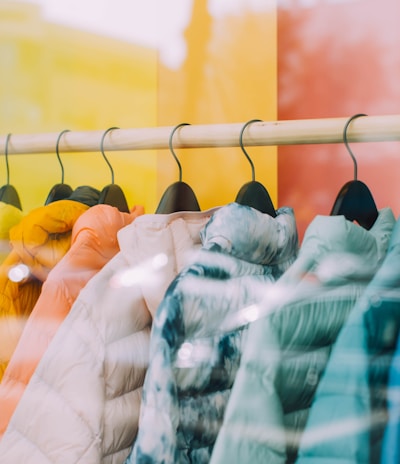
0;203;144;439
0;199;89;380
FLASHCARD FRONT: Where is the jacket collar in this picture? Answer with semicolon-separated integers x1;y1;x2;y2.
282;207;396;285
199;203;299;271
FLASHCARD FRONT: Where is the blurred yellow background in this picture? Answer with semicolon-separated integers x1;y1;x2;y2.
0;0;278;214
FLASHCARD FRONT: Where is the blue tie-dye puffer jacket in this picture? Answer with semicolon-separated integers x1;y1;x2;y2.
126;202;299;464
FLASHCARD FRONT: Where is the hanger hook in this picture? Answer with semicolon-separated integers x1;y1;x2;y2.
100;126;119;184
55;129;70;183
343;113;367;181
169;123;190;182
239;119;263;182
4;133;12;185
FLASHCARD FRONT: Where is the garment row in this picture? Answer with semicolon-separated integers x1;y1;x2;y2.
0;195;399;464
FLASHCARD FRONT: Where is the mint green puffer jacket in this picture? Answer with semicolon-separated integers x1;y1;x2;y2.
210;208;395;464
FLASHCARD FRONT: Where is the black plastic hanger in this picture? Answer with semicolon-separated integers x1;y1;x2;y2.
0;133;22;210
155;123;201;214
235;119;276;217
45;130;101;208
330;113;379;230
44;129;74;204
98;127;130;213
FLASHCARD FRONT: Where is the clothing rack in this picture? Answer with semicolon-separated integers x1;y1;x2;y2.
1;114;400;155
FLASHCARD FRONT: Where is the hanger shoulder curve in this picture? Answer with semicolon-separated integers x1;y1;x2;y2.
45;183;74;205
156;181;201;214
0;184;22;210
235;181;276;217
330;179;379;229
98;184;130;213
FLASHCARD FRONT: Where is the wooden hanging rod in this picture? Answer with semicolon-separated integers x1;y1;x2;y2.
0;114;399;155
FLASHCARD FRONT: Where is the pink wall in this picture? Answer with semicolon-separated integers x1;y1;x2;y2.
278;0;400;241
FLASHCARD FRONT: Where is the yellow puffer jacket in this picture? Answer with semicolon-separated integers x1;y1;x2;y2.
0;199;89;379
0;202;24;264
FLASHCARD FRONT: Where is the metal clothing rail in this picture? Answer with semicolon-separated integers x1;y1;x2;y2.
1;114;400;155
